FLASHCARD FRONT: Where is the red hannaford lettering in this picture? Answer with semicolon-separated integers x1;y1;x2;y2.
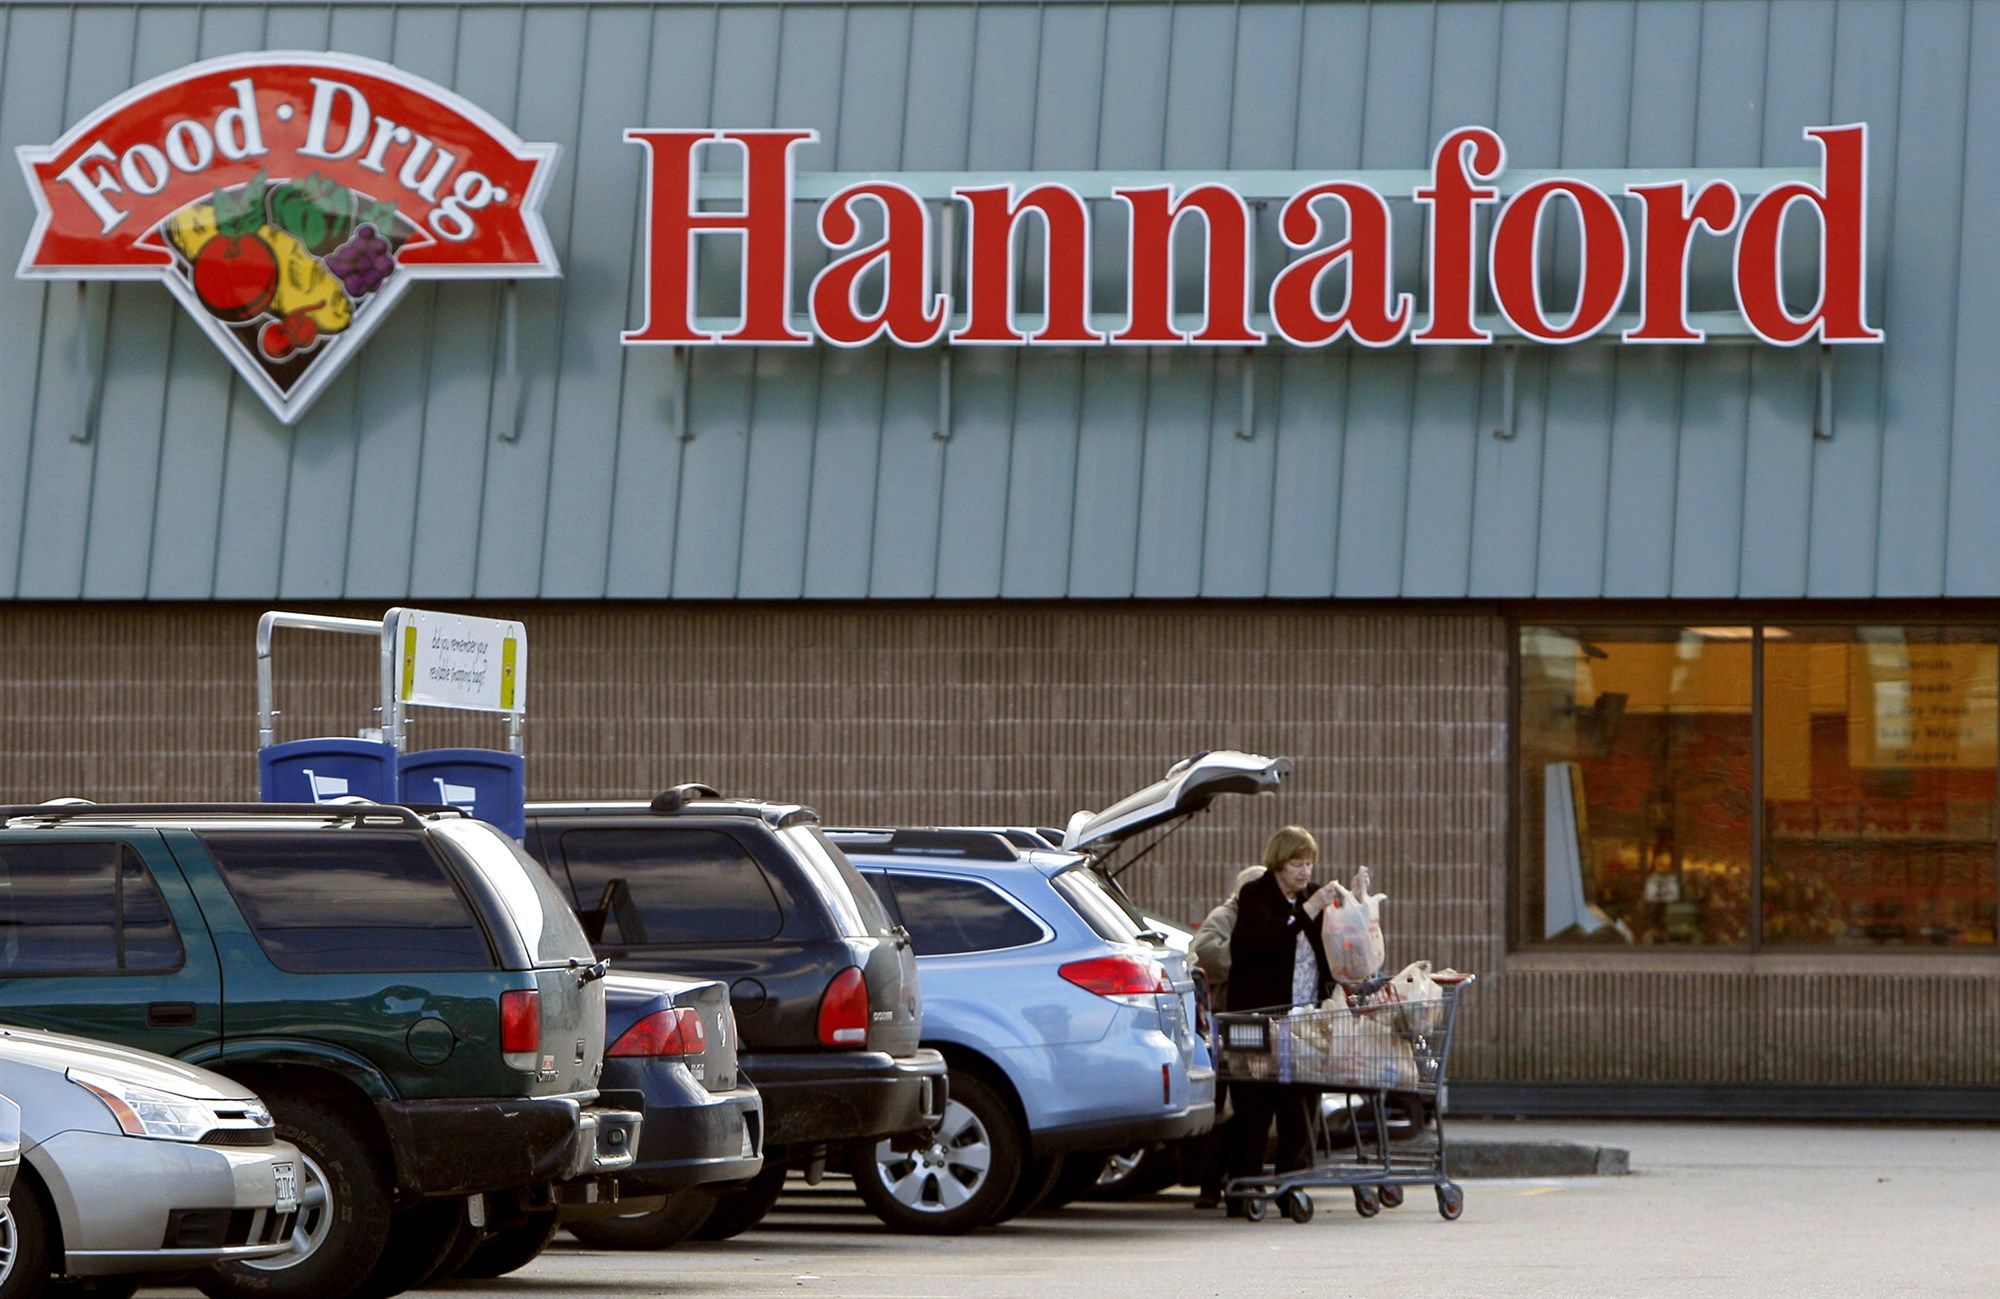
624;124;1882;350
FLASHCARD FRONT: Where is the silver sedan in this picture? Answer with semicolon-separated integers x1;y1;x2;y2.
0;1027;301;1299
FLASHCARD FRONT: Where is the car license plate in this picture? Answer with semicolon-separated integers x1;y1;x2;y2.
273;1162;299;1214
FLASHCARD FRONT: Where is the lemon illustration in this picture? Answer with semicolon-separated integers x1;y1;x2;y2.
166;203;221;260
263;225;352;334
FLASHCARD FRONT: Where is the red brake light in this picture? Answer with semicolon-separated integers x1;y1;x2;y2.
817;967;869;1047
608;1007;707;1059
500;989;541;1054
1059;955;1170;999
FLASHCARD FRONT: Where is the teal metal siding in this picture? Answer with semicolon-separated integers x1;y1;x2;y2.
0;0;1992;601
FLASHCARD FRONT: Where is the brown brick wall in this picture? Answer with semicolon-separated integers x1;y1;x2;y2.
1;601;1992;1087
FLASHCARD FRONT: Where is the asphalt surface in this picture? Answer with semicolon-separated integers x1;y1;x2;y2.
164;1121;2000;1299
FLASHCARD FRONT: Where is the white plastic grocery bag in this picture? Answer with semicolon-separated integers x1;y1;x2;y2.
1320;869;1386;983
1384;959;1444;1036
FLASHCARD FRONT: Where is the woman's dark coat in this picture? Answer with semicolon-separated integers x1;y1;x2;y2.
1226;867;1332;1012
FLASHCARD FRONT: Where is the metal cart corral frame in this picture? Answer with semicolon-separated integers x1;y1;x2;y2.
1212;974;1475;1223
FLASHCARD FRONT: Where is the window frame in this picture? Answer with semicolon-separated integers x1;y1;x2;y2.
198;829;500;975
555;824;789;948
1508;604;2000;958
0;839;186;976
871;868;1053;957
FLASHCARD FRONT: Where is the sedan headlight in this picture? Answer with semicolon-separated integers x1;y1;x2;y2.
67;1068;221;1142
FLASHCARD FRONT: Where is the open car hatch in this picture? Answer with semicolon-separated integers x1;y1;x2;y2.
1061;750;1292;857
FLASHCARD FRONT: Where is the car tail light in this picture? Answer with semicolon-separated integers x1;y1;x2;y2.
817;968;869;1047
608;1007;707;1059
500;989;541;1063
1059;955;1170;1004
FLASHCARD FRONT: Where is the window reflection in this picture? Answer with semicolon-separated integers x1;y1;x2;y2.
1519;623;2000;950
1763;627;1998;946
1520;627;1753;946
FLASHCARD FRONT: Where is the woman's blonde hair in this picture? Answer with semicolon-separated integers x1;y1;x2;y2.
1262;825;1319;871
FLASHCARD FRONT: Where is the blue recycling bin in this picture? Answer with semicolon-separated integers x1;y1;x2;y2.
259;738;400;805
398;749;526;839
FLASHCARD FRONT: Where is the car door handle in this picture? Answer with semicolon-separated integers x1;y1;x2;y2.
147;1001;198;1027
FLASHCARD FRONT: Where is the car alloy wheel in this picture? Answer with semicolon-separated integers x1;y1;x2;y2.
0;1205;17;1293
238;1147;332;1273
851;1072;1022;1234
884;1097;992;1212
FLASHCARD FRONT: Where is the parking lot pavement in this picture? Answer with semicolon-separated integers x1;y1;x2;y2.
151;1122;2000;1299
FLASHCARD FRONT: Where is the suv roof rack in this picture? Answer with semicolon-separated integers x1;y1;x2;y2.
650;784;722;814
826;827;1022;862
0;802;430;828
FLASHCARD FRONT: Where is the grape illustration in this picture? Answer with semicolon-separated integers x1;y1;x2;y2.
324;225;397;299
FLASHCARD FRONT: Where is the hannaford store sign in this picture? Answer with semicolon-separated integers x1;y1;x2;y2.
624;124;1882;351
17;51;559;424
15;51;1882;428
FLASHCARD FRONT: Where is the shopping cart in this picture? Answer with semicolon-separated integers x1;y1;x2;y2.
1212;972;1474;1223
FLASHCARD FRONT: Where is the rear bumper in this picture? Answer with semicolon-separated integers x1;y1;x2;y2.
379;1096;641;1197
741;1047;948;1154
1028;1100;1216;1161
600;1063;766;1194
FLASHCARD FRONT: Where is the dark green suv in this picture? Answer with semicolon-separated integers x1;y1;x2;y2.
0;802;640;1299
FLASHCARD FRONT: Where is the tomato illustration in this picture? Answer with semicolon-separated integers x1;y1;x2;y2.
192;234;279;322
190;172;280;323
258;319;294;361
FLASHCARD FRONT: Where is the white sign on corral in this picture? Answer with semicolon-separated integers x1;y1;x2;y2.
393;609;527;716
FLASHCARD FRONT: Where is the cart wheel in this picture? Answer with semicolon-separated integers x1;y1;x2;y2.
1353;1186;1380;1218
1436;1183;1464;1221
1281;1190;1315;1224
1379;1184;1405;1209
1243;1198;1267;1223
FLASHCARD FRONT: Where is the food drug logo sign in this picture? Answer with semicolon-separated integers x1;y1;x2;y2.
17;52;560;424
625;124;1884;350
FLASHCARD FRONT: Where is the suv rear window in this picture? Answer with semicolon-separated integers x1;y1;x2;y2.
559;829;783;945
785;827;891;939
200;832;497;973
878;872;1045;955
0;841;181;973
1050;867;1152;944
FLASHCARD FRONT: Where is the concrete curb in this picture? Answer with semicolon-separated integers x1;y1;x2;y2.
1440;1139;1631;1178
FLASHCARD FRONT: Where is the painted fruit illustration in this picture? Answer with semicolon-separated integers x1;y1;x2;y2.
258;307;323;361
324;225;396;298
190;172;279;322
268;172;354;256
266;226;352;333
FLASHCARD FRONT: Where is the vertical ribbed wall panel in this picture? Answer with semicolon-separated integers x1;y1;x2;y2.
1;601;1994;1085
0;2;1993;600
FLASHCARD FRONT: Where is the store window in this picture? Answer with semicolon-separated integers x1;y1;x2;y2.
1517;623;1999;950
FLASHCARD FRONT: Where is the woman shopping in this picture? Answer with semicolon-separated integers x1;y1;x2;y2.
1223;825;1337;1206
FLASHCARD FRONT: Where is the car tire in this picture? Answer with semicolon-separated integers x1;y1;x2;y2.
689;1164;787;1242
454;1210;557;1280
565;1192;718;1250
0;1175;57;1299
196;1100;391;1299
416;1210;485;1285
1035;1154;1110;1212
348;1200;462;1299
988;1156;1060;1225
850;1073;1022;1235
1088;1143;1177;1200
